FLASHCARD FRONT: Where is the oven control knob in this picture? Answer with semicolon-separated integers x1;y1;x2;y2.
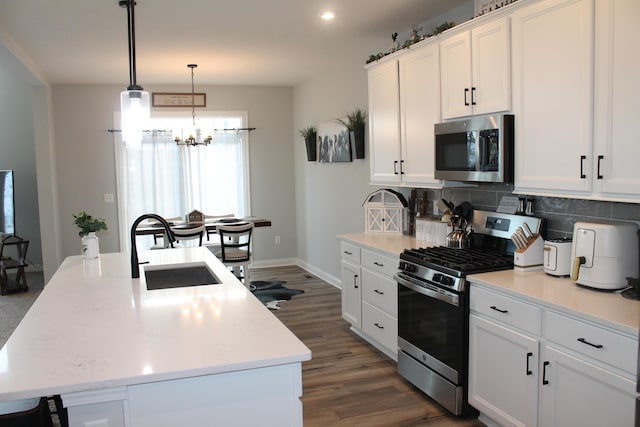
432;273;443;283
399;262;415;273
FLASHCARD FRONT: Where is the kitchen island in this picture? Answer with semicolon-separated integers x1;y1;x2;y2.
0;247;311;427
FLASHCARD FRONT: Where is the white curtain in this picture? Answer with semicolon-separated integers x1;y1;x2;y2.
114;113;249;251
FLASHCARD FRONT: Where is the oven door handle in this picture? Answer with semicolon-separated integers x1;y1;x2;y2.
395;275;459;306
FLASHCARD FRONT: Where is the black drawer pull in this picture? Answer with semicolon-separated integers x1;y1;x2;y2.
580;155;587;179
490;305;509;314
343;250;352;255
577;337;603;349
542;361;550;385
374;289;384;295
597;155;604;179
393;160;399;175
464;88;470;106
353;274;359;289
373;262;384;267
471;87;477;105
374;322;384;329
526;352;533;375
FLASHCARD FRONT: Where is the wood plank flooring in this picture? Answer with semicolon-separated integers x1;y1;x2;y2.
250;266;484;427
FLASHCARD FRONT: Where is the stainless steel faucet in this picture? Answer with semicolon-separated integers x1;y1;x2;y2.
130;214;176;278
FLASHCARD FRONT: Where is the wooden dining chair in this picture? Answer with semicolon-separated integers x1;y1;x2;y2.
170;225;206;248
213;223;254;287
148;216;185;249
204;213;235;241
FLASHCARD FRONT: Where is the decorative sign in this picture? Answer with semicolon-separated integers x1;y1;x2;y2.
496;195;519;214
474;0;518;17
152;92;206;108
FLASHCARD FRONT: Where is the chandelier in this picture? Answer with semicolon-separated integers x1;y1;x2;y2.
175;64;213;146
119;0;150;146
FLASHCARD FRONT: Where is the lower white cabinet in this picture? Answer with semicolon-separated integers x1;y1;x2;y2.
339;239;398;360
469;284;638;427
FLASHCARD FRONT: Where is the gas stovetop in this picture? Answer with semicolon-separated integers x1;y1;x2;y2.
401;246;514;275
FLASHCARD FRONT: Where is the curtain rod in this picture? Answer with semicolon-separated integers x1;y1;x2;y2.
107;127;256;134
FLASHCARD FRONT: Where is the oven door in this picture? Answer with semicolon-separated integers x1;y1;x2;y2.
396;273;466;385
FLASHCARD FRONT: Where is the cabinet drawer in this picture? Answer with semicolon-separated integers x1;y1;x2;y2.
340;241;360;263
362;302;398;354
362;270;397;317
361;249;398;277
544;311;637;375
470;285;542;335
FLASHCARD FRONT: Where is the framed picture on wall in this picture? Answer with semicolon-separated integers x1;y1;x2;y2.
317;120;352;163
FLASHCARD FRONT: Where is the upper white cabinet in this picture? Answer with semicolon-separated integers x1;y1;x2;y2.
440;17;511;119
367;42;443;187
592;0;640;202
512;0;594;195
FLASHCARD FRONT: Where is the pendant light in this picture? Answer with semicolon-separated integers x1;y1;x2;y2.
175;64;213;146
119;0;150;146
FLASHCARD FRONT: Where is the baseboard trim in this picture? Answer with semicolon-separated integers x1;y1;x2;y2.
251;258;341;290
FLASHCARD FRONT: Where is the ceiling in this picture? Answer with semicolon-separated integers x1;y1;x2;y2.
0;0;468;87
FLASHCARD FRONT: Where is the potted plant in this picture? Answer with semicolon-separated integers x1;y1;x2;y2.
336;109;367;159
73;211;107;259
298;126;317;161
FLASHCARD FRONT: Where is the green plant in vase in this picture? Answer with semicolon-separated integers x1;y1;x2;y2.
336;108;367;159
73;211;108;237
298;126;317;162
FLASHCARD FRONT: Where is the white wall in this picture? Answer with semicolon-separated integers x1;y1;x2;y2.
51;84;296;265
292;2;475;285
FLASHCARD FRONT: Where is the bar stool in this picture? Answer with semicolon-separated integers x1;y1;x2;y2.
0;397;53;427
213;223;254;287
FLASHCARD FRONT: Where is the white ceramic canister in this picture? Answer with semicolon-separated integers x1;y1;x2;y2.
81;232;100;259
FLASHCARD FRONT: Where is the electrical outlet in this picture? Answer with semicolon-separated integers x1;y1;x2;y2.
104;193;114;203
275;235;281;245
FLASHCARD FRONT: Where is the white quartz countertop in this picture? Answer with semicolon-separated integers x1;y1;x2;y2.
0;248;311;401
468;270;640;335
337;233;434;256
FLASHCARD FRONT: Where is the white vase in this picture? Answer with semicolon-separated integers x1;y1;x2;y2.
81;232;100;259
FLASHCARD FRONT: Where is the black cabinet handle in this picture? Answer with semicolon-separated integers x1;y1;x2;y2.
542;361;550;385
393;160;399;175
400;160;405;174
373;262;384;267
374;322;384;329
577;337;603;349
374;289;384;295
343;251;352;255
580;155;587;179
526;352;533;375
353;274;359;289
490;305;509;314
597;155;604;179
471;87;477;105
464;88;470;106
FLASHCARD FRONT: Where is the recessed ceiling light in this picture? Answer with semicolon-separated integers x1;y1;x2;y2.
321;11;335;21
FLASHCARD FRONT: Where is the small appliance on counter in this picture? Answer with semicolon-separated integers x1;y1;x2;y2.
570;220;639;290
543;238;573;276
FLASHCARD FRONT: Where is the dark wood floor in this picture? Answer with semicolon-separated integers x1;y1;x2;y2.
250;266;484;427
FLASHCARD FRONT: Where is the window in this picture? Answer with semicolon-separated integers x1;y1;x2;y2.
114;111;251;251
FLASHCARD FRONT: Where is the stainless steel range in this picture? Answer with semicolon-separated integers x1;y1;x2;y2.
395;210;543;416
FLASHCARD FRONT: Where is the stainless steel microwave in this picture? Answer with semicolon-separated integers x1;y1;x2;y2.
434;114;514;183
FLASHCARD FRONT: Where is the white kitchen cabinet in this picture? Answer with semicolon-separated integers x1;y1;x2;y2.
469;314;539;427
338;238;399;360
592;0;640;202
340;242;361;329
440;17;511;119
367;41;444;187
512;0;595;196
469;283;639;427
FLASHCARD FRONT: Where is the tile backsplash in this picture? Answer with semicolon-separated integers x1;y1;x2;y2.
416;183;640;239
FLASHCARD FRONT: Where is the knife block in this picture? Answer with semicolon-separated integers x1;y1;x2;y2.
514;235;544;272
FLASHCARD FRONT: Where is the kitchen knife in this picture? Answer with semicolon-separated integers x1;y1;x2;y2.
522;223;534;240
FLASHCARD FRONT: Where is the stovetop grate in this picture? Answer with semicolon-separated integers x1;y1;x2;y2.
401;246;513;274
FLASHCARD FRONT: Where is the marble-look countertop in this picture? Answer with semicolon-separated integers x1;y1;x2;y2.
0;248;311;402
337;233;435;256
469;269;640;336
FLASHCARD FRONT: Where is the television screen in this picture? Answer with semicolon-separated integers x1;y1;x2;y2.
0;170;15;236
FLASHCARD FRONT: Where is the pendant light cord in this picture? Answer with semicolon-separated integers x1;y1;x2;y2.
120;0;142;90
189;64;197;126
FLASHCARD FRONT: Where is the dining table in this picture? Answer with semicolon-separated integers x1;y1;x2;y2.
135;216;271;239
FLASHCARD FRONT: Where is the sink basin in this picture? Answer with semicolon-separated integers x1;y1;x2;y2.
144;263;221;290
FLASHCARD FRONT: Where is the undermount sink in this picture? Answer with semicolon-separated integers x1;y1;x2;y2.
144;263;221;290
